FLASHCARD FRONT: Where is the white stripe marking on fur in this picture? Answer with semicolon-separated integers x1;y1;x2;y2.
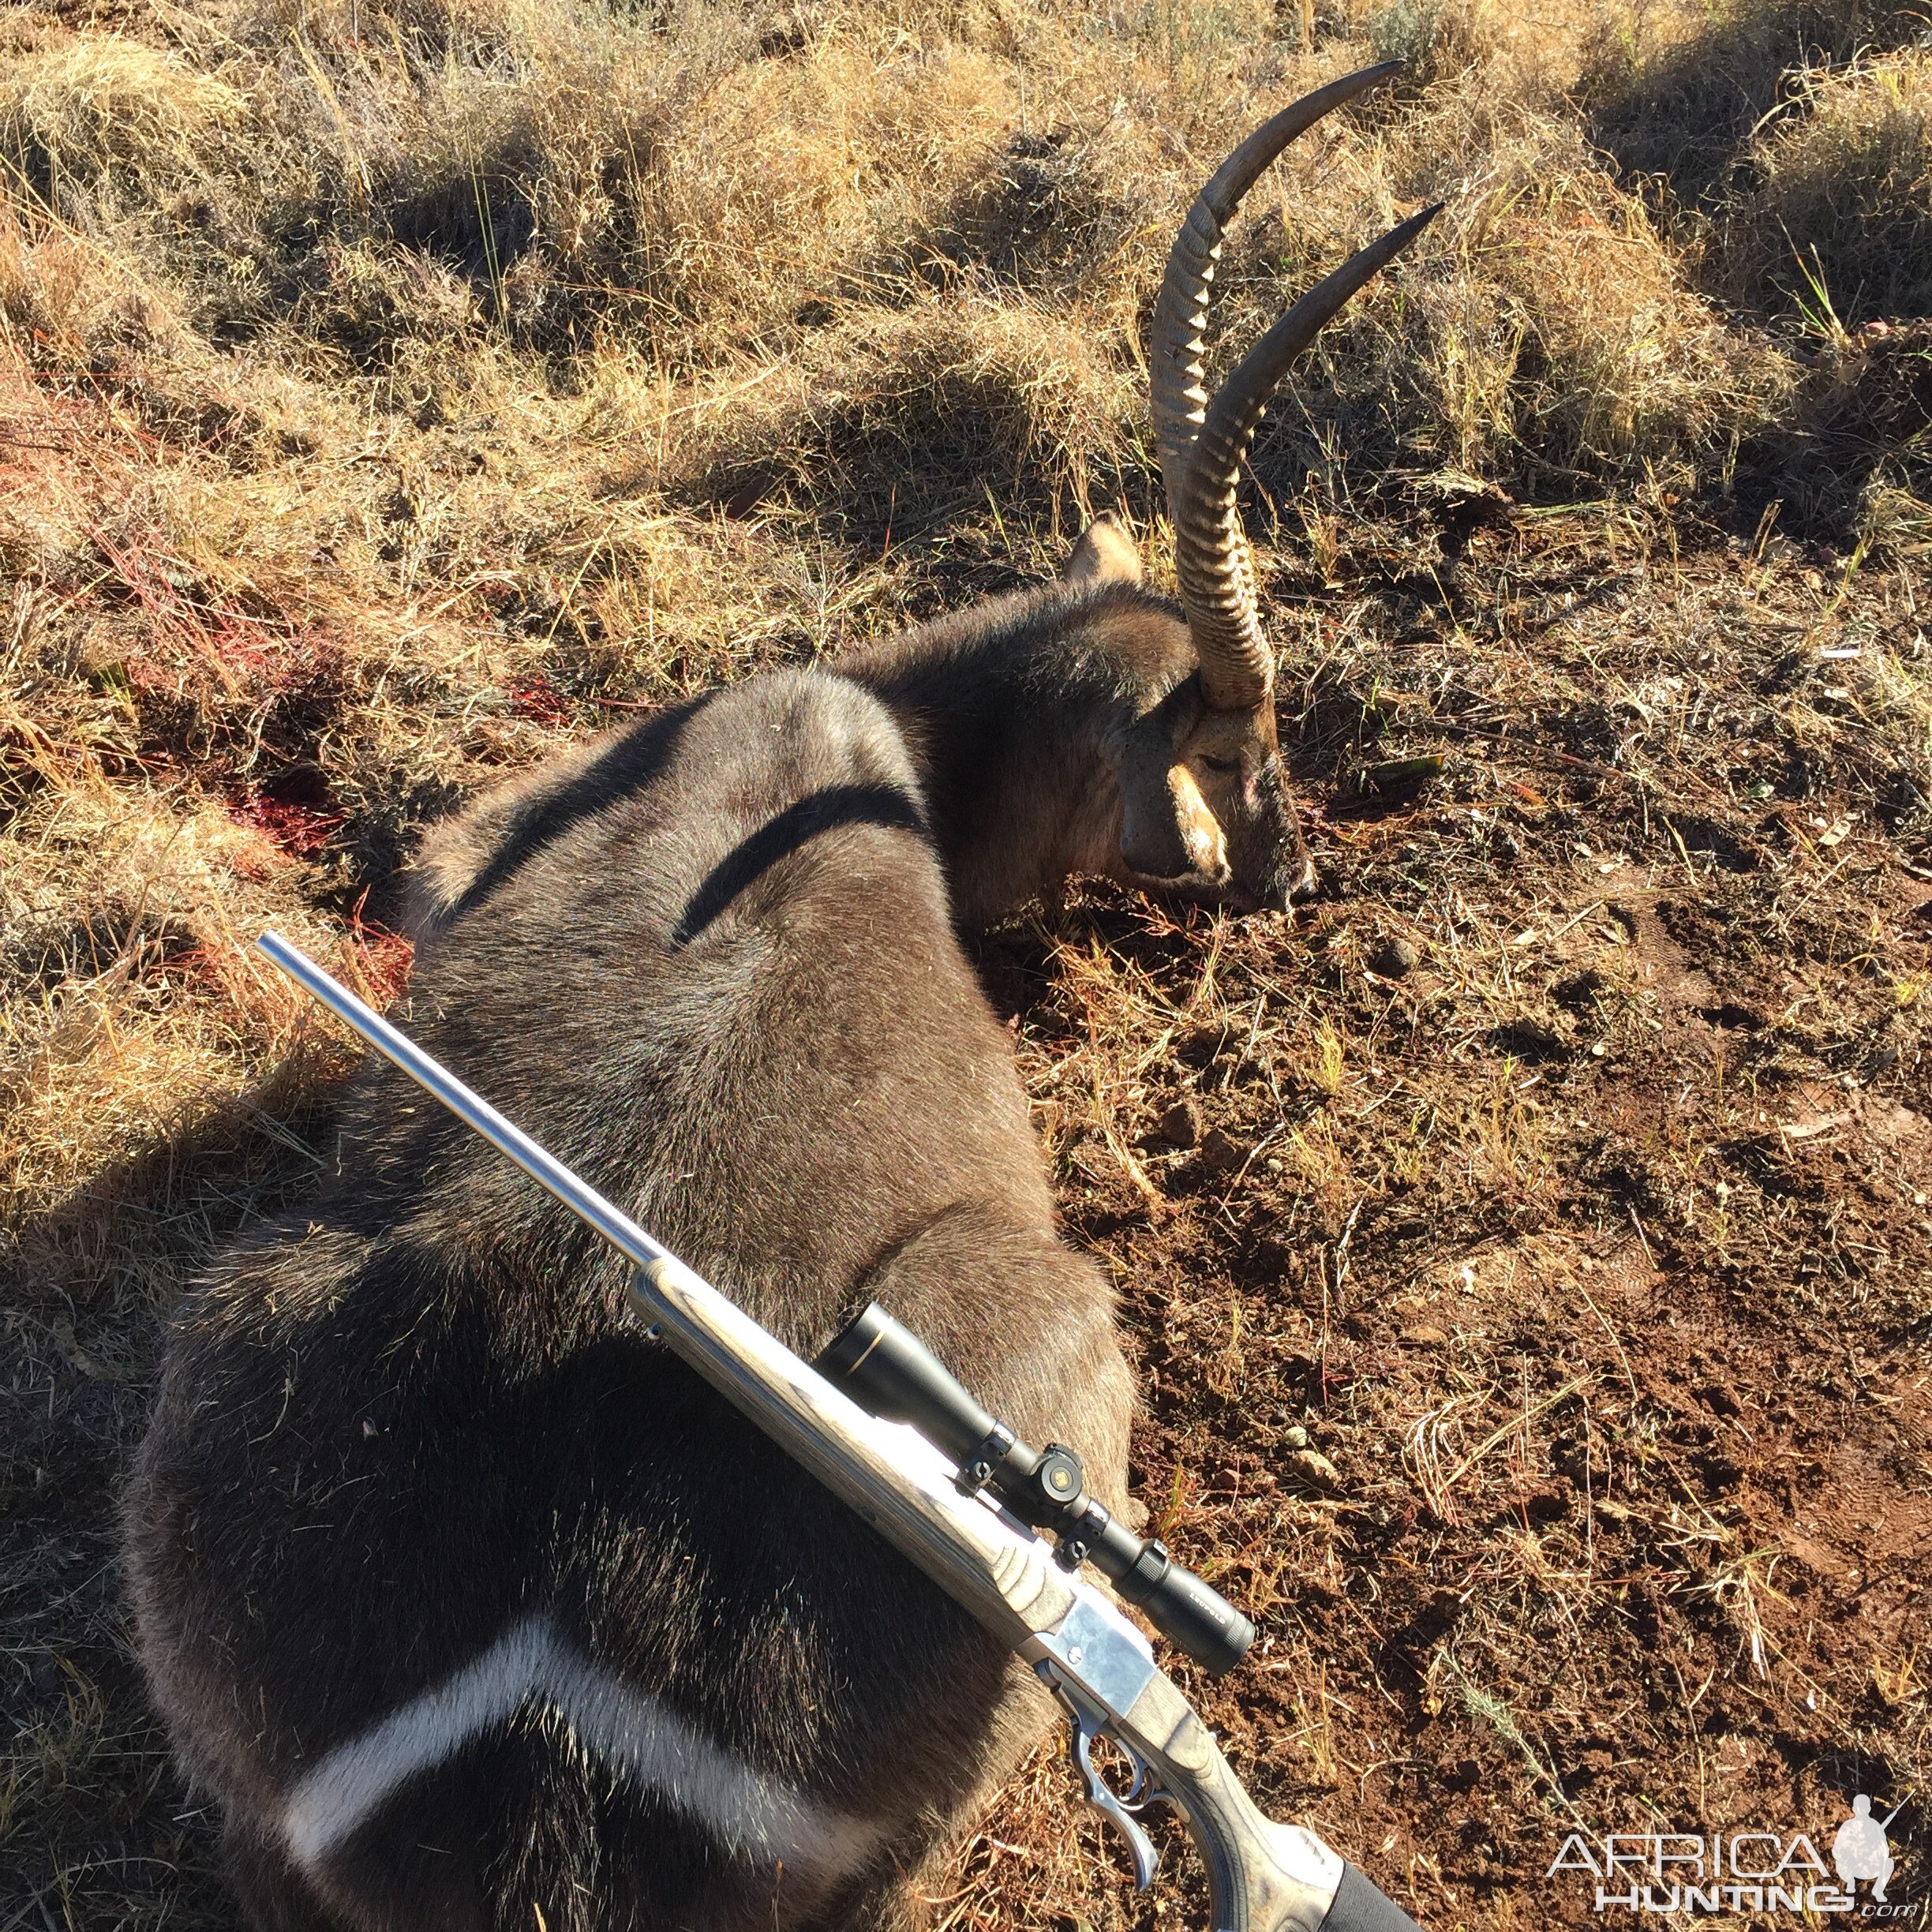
281;1616;880;1878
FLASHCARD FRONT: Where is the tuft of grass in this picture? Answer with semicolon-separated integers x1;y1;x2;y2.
1579;0;1930;219
1714;48;1932;328
671;294;1146;537
2;35;244;212
0;773;363;1257
1376;79;1790;481
1364;0;1497;88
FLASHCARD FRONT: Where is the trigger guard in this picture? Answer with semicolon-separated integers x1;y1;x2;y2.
1042;1671;1162;1893
1069;1721;1160;1890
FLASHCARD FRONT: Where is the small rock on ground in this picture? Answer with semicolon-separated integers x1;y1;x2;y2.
1372;934;1421;977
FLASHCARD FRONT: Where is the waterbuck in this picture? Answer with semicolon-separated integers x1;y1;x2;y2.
126;66;1433;1932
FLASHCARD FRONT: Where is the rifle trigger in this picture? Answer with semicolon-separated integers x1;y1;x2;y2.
1063;1704;1160;1890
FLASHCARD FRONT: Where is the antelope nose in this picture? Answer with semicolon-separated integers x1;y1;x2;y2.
1287;856;1320;902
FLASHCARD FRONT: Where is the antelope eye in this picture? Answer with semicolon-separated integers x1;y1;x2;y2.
1197;754;1241;774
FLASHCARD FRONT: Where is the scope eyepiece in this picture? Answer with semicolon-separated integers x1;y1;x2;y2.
818;1303;1254;1673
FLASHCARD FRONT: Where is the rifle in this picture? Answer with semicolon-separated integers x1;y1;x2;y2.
257;930;1424;1932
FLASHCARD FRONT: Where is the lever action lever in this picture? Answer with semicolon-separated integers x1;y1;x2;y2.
1037;1662;1163;1889
820;1304;1253;1673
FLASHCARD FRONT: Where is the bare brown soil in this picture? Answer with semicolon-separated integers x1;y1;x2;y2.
945;508;1932;1930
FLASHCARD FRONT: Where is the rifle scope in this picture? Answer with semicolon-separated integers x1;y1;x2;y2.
819;1305;1253;1674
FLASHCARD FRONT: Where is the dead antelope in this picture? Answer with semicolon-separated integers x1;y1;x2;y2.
126;66;1433;1932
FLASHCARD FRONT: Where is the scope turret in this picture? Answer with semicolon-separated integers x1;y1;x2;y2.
819;1304;1252;1674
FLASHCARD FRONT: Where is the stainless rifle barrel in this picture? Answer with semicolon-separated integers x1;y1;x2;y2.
256;929;669;1275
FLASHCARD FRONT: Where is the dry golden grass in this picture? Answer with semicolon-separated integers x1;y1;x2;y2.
2;0;1930;1926
3;34;245;208
1580;0;1928;202
1719;47;1932;328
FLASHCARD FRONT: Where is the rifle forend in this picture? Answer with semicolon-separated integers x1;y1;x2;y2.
256;930;1425;1932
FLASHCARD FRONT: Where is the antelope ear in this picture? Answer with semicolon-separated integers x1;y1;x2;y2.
1112;720;1226;880
1064;517;1142;590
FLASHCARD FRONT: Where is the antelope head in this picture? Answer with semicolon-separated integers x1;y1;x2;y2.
1091;62;1440;912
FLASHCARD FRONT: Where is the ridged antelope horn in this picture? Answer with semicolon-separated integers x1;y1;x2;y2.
1147;62;1432;708
1174;202;1443;709
1149;64;1400;510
